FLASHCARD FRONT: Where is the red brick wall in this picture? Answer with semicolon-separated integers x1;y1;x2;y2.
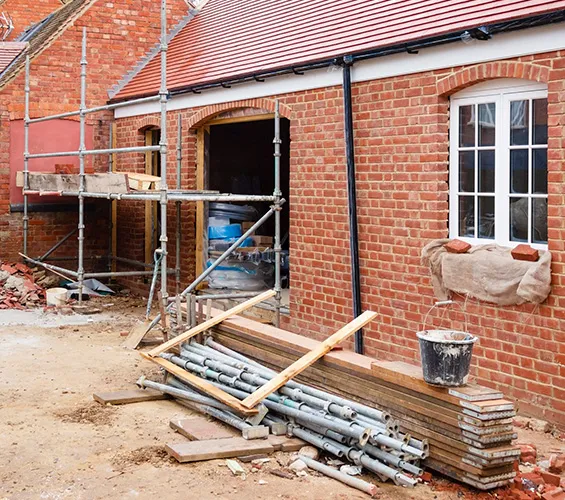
0;0;63;40
0;0;188;262
114;52;565;426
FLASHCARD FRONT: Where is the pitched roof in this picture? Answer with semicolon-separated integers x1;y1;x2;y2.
114;0;565;101
0;0;95;88
0;42;27;75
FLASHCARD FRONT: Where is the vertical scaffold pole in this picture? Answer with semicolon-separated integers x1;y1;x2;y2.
273;101;282;327
176;113;182;295
108;122;113;273
77;27;87;304
159;0;169;308
23;56;30;256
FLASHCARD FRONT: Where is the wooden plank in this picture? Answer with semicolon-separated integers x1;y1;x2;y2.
147;289;276;357
460;400;515;413
207;113;274;126
140;352;258;415
17;172;129;193
122;319;153;349
240;310;378;409
93;388;168;405
371;360;503;405
267;435;306;452
170;417;236;441
127;172;161;190
166;437;274;463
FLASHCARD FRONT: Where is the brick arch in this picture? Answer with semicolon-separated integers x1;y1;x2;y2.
187;98;293;129
135;115;161;131
437;61;551;96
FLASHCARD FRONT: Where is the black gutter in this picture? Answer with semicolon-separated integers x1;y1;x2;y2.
109;10;565;103
342;56;364;354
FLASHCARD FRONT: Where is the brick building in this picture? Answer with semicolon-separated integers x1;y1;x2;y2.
104;0;565;427
0;0;189;260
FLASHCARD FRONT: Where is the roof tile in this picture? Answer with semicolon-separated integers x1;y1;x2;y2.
115;0;565;100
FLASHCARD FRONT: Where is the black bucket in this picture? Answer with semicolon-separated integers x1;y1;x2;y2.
416;330;478;387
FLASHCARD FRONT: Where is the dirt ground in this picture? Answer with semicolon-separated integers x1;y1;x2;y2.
0;298;562;500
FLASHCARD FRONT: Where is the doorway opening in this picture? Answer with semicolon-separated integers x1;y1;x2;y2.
198;116;290;310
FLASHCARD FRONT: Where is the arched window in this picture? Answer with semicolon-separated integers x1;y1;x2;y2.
449;78;548;247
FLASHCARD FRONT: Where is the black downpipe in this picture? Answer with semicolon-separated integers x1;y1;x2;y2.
342;56;363;355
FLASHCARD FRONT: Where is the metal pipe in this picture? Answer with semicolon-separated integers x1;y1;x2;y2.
83;270;174;278
368;431;425;459
25;145;160;159
23;56;30;257
342;58;363;355
158;0;169;311
77;27;87;305
110;255;156;269
203;378;371;444
289;426;345;458
361;442;423;476
108;122;113;273
20;254;79;278
28;95;161;123
31;191;276;202
273;100;282;328
192;292;261;301
298;455;379;497
37;227;77;261
176;113;182;294
137;375;232;411
179;346;357;421
204;338;390;423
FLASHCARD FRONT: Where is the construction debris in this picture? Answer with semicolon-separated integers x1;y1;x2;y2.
0;262;47;309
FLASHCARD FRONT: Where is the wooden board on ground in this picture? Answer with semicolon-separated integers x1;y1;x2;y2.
147;289;276;357
170;417;236;441
93;388;168;405
16;172;129;194
241;310;378;409
140;352;258;416
122;319;153;349
166;437;274;463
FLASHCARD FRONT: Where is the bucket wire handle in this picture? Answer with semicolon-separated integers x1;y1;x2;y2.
420;300;468;333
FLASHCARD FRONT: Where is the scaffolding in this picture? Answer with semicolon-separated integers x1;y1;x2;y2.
21;0;284;328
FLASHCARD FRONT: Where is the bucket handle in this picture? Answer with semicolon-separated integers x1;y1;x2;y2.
420;300;468;333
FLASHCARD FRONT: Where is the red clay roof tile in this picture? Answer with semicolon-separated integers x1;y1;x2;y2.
115;0;565;100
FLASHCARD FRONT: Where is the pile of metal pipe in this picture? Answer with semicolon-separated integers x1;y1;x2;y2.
146;338;428;489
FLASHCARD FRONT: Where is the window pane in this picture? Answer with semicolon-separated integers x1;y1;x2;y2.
478;196;495;238
532;198;548;244
510;100;529;146
459;105;475;147
459;196;475;237
478;103;496;146
533;149;548;194
459;151;475;192
478;150;495;192
533;98;548;145
510;197;529;242
510;149;528;193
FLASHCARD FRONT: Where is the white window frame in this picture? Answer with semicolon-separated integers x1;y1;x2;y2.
449;79;548;249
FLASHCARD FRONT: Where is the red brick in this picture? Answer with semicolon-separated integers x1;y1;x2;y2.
542;472;562;487
512;244;540;262
444;239;472;254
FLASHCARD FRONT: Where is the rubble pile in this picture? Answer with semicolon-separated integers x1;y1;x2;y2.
0;262;56;309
